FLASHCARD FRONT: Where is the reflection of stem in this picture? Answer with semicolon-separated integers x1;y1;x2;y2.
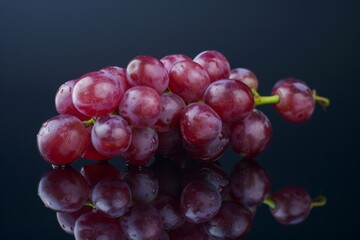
312;90;330;108
84;201;96;209
263;195;276;209
310;195;327;208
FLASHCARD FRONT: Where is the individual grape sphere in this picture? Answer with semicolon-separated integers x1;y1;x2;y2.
168;59;210;103
37;115;89;165
72;71;123;117
122;127;159;166
160;53;192;73
183;124;229;163
151;195;184;230
119;86;161;128
153;93;186;133
183;161;230;198
271;78;315;123
180;180;222;223
230;159;271;207
126;55;169;94
100;66;131;93
123;166;159;203
120;203;163;240
193;50;231;82
56;205;92;234
180;102;222;146
229;68;259;90
269;185;312;225
91;178;132;218
82;124;110;161
74;210;126;240
203;79;254;123
91;115;132;158
38;167;90;212
55;79;90;120
203;201;253;239
230;109;272;158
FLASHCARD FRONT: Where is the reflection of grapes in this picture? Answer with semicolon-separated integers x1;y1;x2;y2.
37;50;329;239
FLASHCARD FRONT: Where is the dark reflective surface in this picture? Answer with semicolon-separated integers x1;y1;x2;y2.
1;0;359;239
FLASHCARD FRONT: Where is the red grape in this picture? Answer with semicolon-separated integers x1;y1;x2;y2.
271;78;315;123
118;86;161;128
193;50;231;82
229;68;259;90
56;205;92;235
126;55;169;94
151;195;184;230
37;115;89;166
180;102;222;146
160;53;192;73
91;115;132;158
230;109;272;158
55;79;90;120
168;59;210;103
203;79;254;123
72;71;123;117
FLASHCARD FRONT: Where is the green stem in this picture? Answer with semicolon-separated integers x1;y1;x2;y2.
254;95;280;107
263;195;276;209
251;88;260;97
310;195;327;208
83;118;96;127
312;90;330;108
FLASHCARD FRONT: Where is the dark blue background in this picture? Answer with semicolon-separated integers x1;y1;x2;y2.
1;0;359;239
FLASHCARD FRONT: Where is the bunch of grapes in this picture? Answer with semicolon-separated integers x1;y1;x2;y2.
37;50;329;240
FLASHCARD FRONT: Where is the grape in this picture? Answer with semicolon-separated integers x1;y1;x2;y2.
183;123;229;163
151;195;184;230
230;109;272;158
193;50;231;82
74;210;126;240
37;115;89;166
153;92;186;133
100;66;131;93
72;71;123;117
168;59;210;103
271;78;315;123
180;102;222;146
122;127;159;166
203;201;253;239
91;115;132;158
91;178;132;218
203;79;254;123
56;205;92;234
80;162;121;188
123;166;159;203
229;68;259;90
183;161;230;198
126;55;169;94
38;167;90;212
160;53;192;73
269;185;312;225
81;124;110;161
55;79;90;120
180;180;222;223
230;159;271;207
118;86;161;128
120;203;163;240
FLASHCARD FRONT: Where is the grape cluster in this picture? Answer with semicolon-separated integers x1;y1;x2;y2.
37;50;329;239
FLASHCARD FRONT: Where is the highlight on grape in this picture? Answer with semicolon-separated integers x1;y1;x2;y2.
37;50;329;240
